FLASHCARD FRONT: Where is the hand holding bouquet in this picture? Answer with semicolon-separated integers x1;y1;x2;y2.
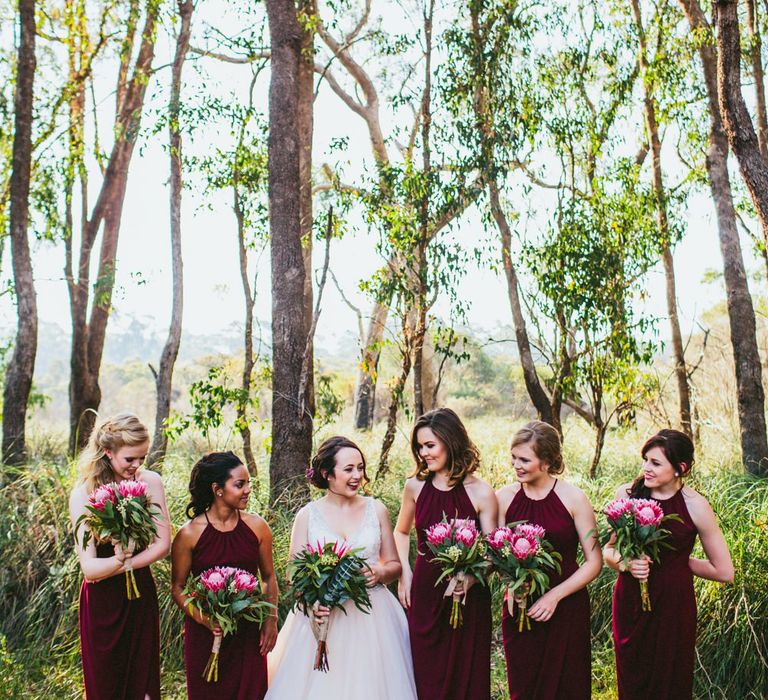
600;498;681;611
424;516;490;629
76;480;162;599
486;522;562;632
290;541;372;672
183;566;275;682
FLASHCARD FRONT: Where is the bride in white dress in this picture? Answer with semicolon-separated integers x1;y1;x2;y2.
266;437;417;699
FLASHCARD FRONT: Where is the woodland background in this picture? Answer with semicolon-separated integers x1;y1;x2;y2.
1;0;767;697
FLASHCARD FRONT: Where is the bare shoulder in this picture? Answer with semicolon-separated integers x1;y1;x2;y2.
69;482;88;505
496;483;521;500
404;477;425;499
139;469;163;486
174;516;206;547
371;497;390;517
681;487;713;517
557;480;590;503
615;482;633;500
464;475;495;498
242;511;272;539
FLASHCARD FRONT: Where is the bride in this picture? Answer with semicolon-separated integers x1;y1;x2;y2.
266;436;417;699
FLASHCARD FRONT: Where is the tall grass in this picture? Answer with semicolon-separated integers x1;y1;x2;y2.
1;418;766;699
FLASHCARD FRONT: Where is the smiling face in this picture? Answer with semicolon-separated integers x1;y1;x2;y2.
215;464;252;510
106;442;149;481
510;441;548;484
642;446;678;490
416;427;449;474
327;446;366;497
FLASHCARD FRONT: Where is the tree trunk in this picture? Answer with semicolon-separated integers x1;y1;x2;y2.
680;0;768;475
2;0;37;467
746;0;768;158
716;0;768;247
354;299;389;429
267;0;313;505
630;0;693;438
67;2;159;453
147;0;192;468
489;181;554;425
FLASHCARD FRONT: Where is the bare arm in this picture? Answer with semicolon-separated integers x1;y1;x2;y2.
170;522;220;632
129;470;172;570
366;499;402;587
288;506;310;562
495;485;517;528
603;483;634;572
528;488;602;622
394;479;419;608
472;480;499;535
69;487;124;582
687;494;734;583
249;516;279;654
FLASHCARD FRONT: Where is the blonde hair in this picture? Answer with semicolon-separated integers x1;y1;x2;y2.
77;413;150;492
510;420;564;475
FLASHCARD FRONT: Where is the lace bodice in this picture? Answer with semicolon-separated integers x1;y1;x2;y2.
307;497;382;565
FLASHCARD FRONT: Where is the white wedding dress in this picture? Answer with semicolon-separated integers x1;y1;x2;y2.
266;497;417;699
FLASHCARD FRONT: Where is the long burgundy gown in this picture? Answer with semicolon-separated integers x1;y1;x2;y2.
185;512;268;700
79;542;161;699
501;480;591;699
612;488;698;700
409;477;492;700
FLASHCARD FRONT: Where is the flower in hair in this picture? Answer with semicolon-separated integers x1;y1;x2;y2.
305;466;315;480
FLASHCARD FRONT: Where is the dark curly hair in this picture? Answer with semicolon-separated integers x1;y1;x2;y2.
628;429;694;498
410;407;480;487
308;436;368;490
186;451;244;518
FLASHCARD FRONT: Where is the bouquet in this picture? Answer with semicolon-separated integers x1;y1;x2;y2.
486;522;562;632
424;516;490;629
600;498;681;611
76;480;162;599
183;566;275;682
289;541;372;672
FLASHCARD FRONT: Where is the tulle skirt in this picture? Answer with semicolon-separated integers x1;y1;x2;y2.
266;585;417;699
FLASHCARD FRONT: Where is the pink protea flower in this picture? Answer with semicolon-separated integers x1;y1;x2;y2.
201;569;227;592
233;571;259;593
510;525;540;559
605;498;633;522
516;523;546;541
116;479;147;499
487;527;514;551
216;566;237;579
633;499;664;526
426;522;452;546
89;484;117;511
455;526;479;546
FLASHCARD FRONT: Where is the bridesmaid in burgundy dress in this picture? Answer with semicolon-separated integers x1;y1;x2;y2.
496;421;601;700
172;451;278;700
69;413;171;700
394;408;498;700
604;430;733;700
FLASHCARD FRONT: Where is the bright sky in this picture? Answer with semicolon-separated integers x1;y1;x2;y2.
1;1;760;367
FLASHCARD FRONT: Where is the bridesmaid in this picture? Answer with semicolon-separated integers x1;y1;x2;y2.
604;429;733;700
496;421;601;700
171;451;278;700
69;413;170;700
395;408;497;700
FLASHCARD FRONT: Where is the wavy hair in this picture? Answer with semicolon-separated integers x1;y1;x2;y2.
77;413;150;492
510;421;565;475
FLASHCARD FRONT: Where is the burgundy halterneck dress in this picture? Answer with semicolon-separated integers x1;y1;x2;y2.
79;542;161;699
612;488;698;699
501;480;591;699
409;478;492;700
185;512;268;700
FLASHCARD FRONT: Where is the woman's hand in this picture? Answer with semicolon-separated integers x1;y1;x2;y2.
203;614;222;636
627;555;651;581
259;616;278;655
312;604;331;626
398;569;413;609
451;573;477;596
364;563;384;588
527;589;560;622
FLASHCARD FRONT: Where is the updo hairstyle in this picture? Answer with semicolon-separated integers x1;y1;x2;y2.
307;436;368;490
186;451;244;517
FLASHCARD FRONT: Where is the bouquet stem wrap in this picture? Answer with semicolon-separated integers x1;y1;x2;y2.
204;634;222;683
123;555;140;600
444;571;467;629
311;601;331;672
640;580;651;612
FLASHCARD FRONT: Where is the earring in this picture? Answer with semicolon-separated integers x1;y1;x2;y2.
217;491;223;497
674;472;680;477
